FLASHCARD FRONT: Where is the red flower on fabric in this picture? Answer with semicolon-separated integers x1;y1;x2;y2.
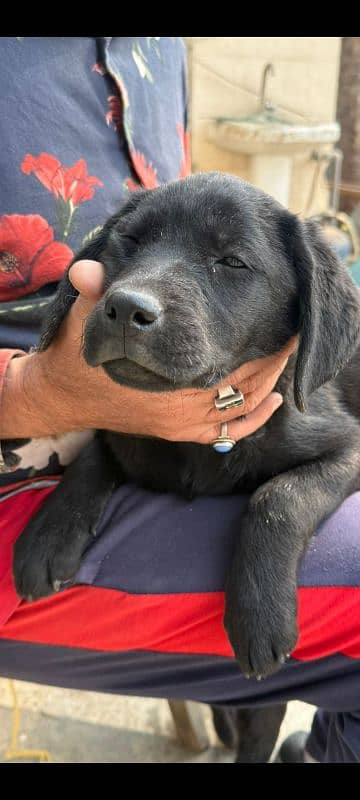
21;153;63;196
92;62;106;76
21;154;103;207
130;151;159;189
177;123;191;179
125;178;140;192
106;95;123;134
62;159;103;205
0;215;73;301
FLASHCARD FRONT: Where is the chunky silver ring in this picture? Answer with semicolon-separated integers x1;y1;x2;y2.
212;385;243;453
214;385;244;412
211;421;236;453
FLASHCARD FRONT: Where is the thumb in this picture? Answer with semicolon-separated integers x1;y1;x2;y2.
69;259;105;300
68;260;106;323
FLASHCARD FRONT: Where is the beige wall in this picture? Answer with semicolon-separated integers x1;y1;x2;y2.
186;37;341;214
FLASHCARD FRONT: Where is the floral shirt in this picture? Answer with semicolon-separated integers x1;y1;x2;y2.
0;36;190;490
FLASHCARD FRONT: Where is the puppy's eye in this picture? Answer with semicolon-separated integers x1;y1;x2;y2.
121;235;139;245
217;256;247;269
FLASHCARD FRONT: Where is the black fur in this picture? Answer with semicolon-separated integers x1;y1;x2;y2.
212;704;287;762
13;173;360;757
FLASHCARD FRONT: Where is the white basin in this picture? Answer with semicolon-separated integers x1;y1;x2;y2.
206;113;340;207
206;114;340;156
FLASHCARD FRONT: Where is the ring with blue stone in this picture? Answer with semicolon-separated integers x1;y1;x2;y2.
212;422;236;453
212;385;243;453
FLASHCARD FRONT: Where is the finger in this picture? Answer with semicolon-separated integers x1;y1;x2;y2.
241;365;288;415
203;392;283;445
67;261;106;330
224;336;298;386
227;392;283;441
69;260;105;302
207;358;288;423
280;335;298;356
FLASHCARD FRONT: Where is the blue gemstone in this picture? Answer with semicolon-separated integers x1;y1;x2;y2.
213;443;233;453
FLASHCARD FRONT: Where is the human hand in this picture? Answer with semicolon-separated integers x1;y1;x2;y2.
8;261;297;443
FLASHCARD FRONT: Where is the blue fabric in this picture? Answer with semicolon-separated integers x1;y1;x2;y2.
0;36;189;485
0;37;188;252
76;484;360;593
0;642;358;714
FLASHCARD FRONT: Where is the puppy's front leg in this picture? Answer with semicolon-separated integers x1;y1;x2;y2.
13;436;119;601
224;442;360;678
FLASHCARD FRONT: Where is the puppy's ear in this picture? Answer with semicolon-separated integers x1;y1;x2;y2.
293;217;360;411
38;191;148;351
38;215;118;351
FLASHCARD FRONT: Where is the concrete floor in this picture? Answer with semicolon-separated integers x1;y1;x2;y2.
0;678;316;763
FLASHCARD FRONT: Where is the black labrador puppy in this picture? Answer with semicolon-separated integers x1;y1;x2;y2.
14;172;360;685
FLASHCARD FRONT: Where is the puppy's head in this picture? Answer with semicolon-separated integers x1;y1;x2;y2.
40;172;360;409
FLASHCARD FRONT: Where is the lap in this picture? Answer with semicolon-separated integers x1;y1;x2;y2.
79;483;360;595
0;482;359;696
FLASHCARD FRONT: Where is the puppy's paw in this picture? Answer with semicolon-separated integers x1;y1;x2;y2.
13;504;92;601
224;576;298;679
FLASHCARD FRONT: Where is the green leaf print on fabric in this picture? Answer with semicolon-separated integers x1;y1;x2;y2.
132;42;154;83
82;226;104;247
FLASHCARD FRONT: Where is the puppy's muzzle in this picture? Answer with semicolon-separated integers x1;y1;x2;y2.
105;289;162;330
84;288;164;368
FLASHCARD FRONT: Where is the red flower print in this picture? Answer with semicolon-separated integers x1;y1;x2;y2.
61;159;103;205
106;95;123;134
21;154;103;240
110;72;133;147
92;62;106;76
0;215;73;301
21;153;63;196
124;178;140;192
177;123;191;179
130;151;159;189
21;154;103;207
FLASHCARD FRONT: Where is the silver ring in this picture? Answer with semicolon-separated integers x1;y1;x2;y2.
211;421;236;454
211;385;243;453
214;385;244;412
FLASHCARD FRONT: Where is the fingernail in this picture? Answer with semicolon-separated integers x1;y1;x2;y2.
273;392;283;408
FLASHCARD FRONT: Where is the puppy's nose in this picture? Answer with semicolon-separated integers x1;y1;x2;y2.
105;290;162;329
